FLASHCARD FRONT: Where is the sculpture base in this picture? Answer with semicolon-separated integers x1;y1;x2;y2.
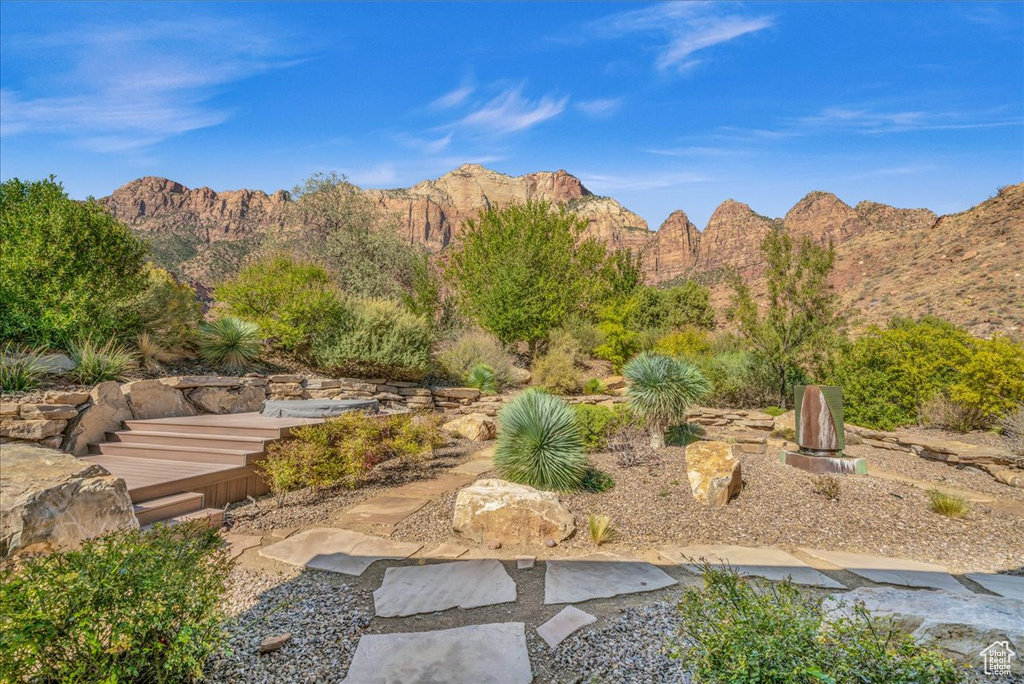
780;450;867;475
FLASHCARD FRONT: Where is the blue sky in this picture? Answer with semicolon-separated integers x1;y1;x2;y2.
1;2;1021;229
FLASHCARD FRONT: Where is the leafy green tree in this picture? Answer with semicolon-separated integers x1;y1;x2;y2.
622;282;715;332
447;200;606;351
600;248;644;302
729;230;848;408
1;177;148;348
279;172;431;301
132;266;203;350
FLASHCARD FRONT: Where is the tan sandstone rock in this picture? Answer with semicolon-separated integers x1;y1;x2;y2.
64;382;133;456
1;442;138;557
686;441;742;508
442;413;497;441
453;478;575;545
187;384;266;414
121;379;198;420
1;418;68;440
772;410;796;440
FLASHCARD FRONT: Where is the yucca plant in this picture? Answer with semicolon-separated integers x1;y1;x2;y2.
198;317;262;372
927;489;970;519
465;363;498;394
69;338;138;384
623;351;711;449
0;342;49;391
494;389;587;491
588;514;614;546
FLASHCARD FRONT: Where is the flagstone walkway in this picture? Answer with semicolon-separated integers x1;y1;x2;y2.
239;446;1024;682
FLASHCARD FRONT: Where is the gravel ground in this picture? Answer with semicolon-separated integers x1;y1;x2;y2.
545;602;690;684
395;444;1024;574
204;568;373;684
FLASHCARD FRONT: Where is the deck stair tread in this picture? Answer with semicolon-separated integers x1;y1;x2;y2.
112;429;270;444
85;412;325;524
141;507;224;531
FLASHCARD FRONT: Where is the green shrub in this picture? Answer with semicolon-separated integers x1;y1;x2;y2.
832;317;1024;430
198;316;263;371
593;306;643;371
215;255;342;351
623;352;711;448
132;265;203;351
653;327;712;359
557;314;605;355
465;363;497;394
677;564;965;684
69;338;138;384
261;411;444;505
1;177;149;349
437;330;517;389
762;405;786;417
495;389;587;491
311;298;432;380
0;522;232;683
532;330;581;394
697;349;777;408
0;342;48;391
581;466;616;492
573;403;630;452
582;377;606;395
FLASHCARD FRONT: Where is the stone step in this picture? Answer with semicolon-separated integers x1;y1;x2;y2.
109;429;270;452
141;507;224;531
133;491;205;526
92;441;262;466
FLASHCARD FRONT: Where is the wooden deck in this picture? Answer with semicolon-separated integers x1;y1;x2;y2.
81;412;323;521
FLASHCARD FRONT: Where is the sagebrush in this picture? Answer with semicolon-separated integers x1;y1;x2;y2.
436;329;517;389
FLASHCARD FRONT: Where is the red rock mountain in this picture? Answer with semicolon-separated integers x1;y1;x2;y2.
101;166;1024;339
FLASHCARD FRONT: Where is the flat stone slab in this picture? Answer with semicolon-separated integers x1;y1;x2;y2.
337;496;431;526
800;548;969;594
451;459;496;476
374;559;517;617
222;533;263;560
422;542;469;559
342;622;532;684
545;552;677;605
517;556;535;570
260;528;421;576
966;573;1024;601
537;606;597;648
659;544;844;589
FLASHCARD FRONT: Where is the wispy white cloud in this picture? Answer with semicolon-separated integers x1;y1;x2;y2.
793;106;1023;134
0;17;303;151
645;145;745;158
575;98;623;118
397;131;454;154
430;84;475;111
453;86;568;135
586;2;774;73
579;170;707;192
345;163;399;187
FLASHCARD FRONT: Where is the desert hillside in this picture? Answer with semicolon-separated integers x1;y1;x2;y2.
101;166;1024;339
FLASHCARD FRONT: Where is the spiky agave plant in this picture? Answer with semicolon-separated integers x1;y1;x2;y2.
494;389;587;491
465;363;498;394
198;317;262;372
623;352;711;449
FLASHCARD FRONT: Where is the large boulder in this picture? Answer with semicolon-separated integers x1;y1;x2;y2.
828;587;1023;673
187;384;266;414
443;413;497;441
1;443;138;557
453;478;575;545
686;441;742;508
64;382;133;456
121;379;198;420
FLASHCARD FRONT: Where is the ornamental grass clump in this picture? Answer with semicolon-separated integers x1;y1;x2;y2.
198;316;263;371
588;514;614;545
69;337;138;384
623;351;711;449
0;342;48;391
494;389;587;491
927;489;970;519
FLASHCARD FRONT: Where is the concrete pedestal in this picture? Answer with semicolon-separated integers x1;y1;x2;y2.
780;449;867;475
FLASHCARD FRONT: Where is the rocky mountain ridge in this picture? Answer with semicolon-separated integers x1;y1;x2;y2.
101;165;1023;338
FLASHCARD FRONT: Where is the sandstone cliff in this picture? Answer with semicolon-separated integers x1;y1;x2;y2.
101;167;1023;338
